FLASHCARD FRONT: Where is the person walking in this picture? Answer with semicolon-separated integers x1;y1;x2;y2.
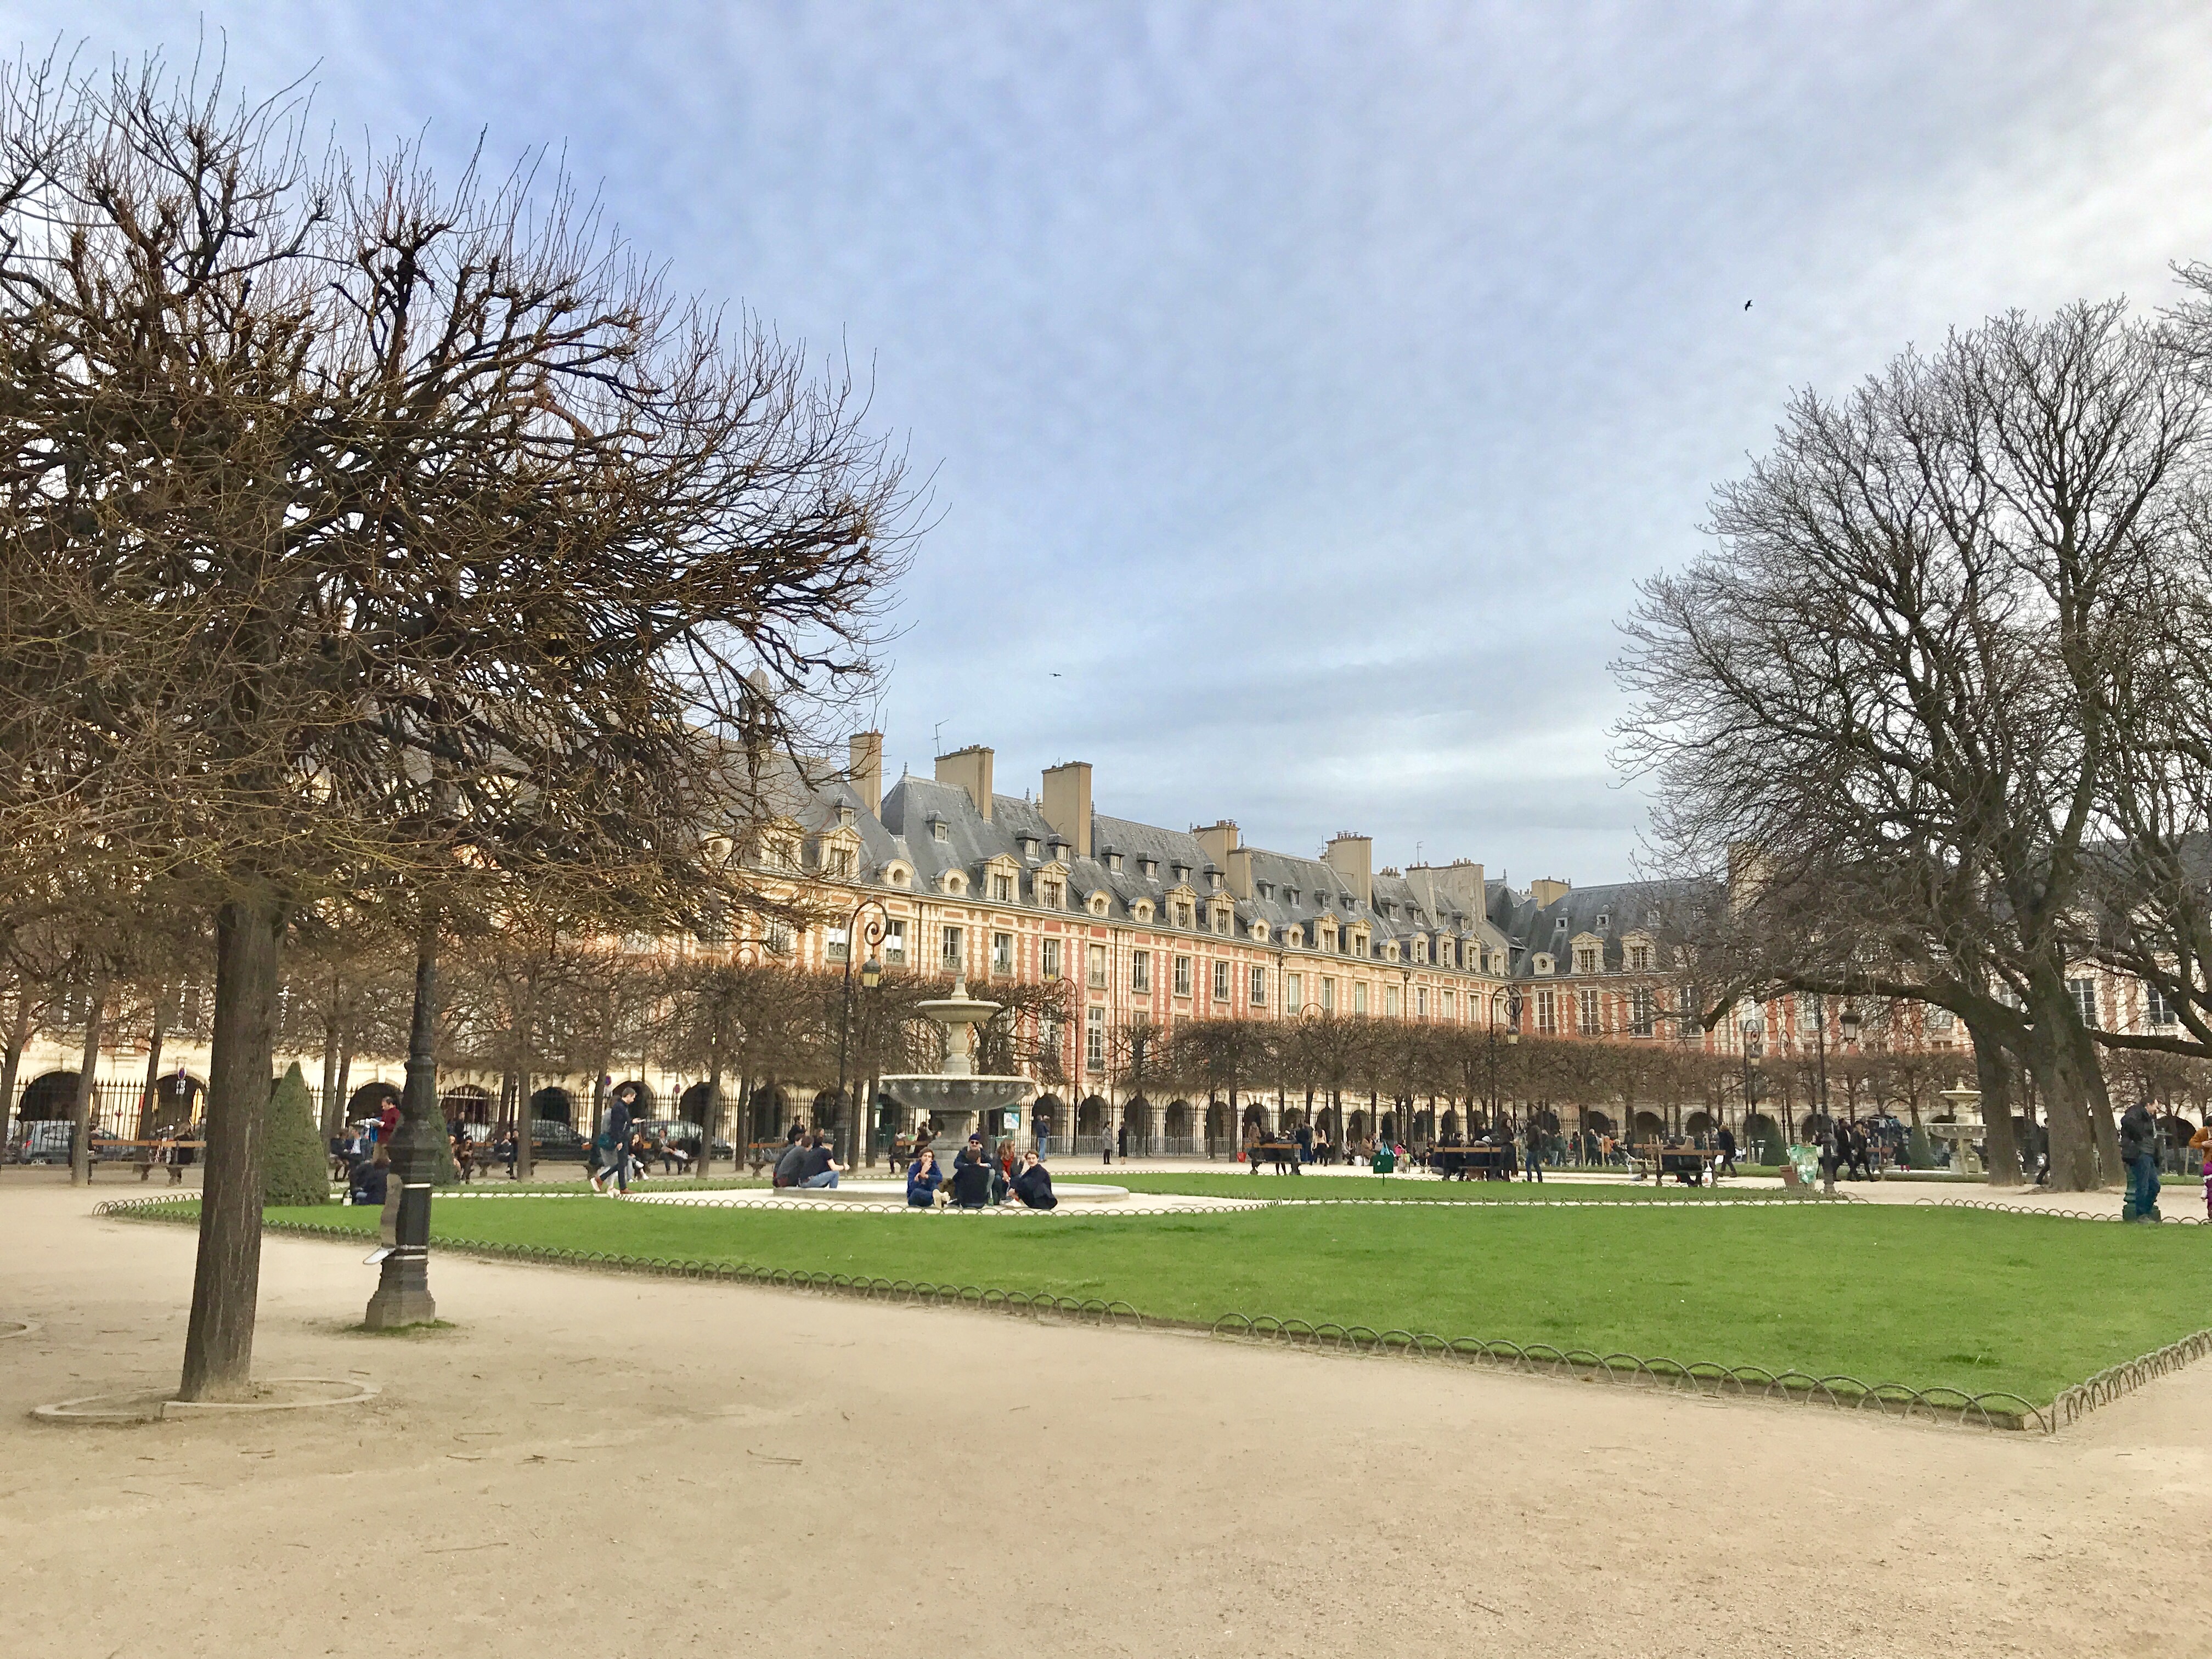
1521;1119;1545;1184
1296;1120;1313;1165
1716;1123;1738;1179
1116;1119;1130;1163
2120;1099;2163;1222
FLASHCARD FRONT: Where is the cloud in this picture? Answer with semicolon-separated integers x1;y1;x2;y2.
13;0;2212;881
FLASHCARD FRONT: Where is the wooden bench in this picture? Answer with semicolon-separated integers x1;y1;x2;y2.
1245;1139;1303;1174
88;1139;205;1183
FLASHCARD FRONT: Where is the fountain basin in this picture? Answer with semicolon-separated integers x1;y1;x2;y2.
877;1073;1034;1144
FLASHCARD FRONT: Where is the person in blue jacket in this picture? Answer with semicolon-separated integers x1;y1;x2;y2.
906;1147;945;1208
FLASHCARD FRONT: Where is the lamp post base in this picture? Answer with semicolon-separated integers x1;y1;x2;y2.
362;1247;437;1329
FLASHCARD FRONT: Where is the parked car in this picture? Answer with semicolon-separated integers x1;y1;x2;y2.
528;1118;590;1163
9;1120;74;1164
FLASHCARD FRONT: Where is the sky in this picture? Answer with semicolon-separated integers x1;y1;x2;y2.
14;2;2212;884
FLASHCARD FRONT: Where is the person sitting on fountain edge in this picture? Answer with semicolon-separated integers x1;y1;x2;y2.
798;1131;844;1189
906;1146;944;1208
950;1135;995;1208
1012;1148;1057;1210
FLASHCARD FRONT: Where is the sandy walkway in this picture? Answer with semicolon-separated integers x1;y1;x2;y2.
2;1177;2207;1658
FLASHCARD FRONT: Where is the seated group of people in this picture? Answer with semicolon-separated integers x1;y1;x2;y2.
771;1130;846;1189
906;1133;1057;1210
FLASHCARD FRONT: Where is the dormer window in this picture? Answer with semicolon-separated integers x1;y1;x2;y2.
1040;876;1064;908
1205;868;1222;892
1595;912;1609;930
1142;857;1158;879
1171;861;1189;883
1534;953;1554;975
929;816;947;842
1020;836;1039;859
1575;946;1599;974
1286;888;1300;907
991;872;1014;903
1090;892;1110;917
1211;907;1231;936
838;804;855;828
1175;902;1194;929
1105;849;1123;873
1258;881;1273;901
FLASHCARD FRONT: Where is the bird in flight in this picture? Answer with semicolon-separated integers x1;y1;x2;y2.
1743;300;1753;311
1051;672;1063;678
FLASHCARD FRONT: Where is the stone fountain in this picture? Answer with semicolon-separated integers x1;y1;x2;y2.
875;975;1035;1146
1930;1086;1984;1175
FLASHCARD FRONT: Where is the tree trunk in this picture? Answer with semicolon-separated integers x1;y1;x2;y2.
515;1064;535;1183
319;1014;343;1140
336;1037;353;1122
179;893;285;1401
137;986;174;1141
2023;974;2102;1192
1973;1036;2022;1188
1;988;32;1155
698;1031;721;1182
365;913;442;1329
69;973;110;1186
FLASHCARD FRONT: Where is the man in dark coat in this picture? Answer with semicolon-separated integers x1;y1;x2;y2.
1716;1124;1738;1178
950;1135;994;1208
2120;1100;2163;1222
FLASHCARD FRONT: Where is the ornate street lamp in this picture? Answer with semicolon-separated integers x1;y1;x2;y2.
835;898;890;1168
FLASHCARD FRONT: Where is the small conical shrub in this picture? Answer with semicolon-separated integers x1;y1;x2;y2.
1906;1124;1936;1170
262;1062;331;1206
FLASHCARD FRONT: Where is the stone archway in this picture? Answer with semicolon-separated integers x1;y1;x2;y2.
1032;1093;1066;1148
1632;1110;1665;1142
1076;1094;1108;1137
16;1071;77;1121
528;1085;576;1125
1163;1099;1192;1149
345;1079;402;1124
1440;1108;1460;1143
440;1084;495;1126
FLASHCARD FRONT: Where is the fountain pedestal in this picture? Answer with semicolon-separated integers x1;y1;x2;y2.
876;976;1035;1148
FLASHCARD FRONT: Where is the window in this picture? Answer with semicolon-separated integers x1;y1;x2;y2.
2068;977;2098;1028
992;932;1013;975
1321;977;1336;1013
1131;950;1152;995
1353;981;1368;1015
1212;909;1231;935
1142;858;1157;878
827;845;856;878
1579;987;1599;1033
1212;960;1229;1001
991;872;1013;903
1041;877;1064;909
1175;902;1194;929
2147;985;2177;1028
930;818;947;842
1628;944;1652;972
1173;955;1192;997
1085;1006;1105;1070
1090;893;1109;917
1925;1003;1954;1032
767;923;794;957
1416;986;1428;1017
1285;971;1303;1014
1384;985;1399;1018
1086;944;1108;990
883;920;906;963
941;925;964;974
827;926;849;963
1250;966;1266;1006
1630;988;1656;1037
1442;990;1454;1021
1537;989;1557;1034
1041;938;1062;979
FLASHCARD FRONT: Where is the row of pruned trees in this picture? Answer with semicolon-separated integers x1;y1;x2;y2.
1620;283;2212;1190
0;58;911;1392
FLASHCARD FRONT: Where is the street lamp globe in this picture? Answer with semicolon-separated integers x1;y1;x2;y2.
860;955;882;990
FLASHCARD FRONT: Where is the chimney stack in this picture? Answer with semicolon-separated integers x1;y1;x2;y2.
847;731;883;817
934;744;994;822
1194;820;1240;869
1324;833;1373;907
1041;761;1092;859
1530;877;1572;909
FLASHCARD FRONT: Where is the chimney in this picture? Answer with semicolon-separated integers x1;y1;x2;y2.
934;744;994;822
1530;877;1572;909
1194;820;1240;868
1324;833;1373;908
1224;845;1256;901
1041;761;1092;860
847;731;883;818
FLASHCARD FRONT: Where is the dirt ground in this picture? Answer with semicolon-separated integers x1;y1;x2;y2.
2;1173;2208;1658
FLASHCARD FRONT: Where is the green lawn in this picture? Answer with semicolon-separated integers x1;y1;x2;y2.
205;1195;2212;1406
1092;1172;1797;1203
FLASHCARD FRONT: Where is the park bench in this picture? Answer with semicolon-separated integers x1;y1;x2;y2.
1245;1139;1303;1174
87;1139;204;1183
1630;1144;1718;1186
1431;1143;1515;1180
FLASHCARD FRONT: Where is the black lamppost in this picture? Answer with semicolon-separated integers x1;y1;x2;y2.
1741;1013;1764;1148
834;899;889;1169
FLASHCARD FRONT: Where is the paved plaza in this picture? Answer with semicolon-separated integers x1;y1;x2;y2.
3;1173;2207;1659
